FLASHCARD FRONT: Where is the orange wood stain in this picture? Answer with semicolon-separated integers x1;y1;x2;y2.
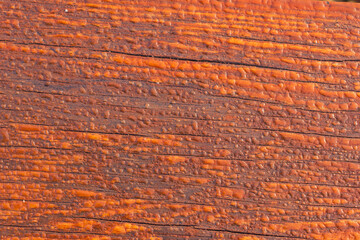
2;0;360;239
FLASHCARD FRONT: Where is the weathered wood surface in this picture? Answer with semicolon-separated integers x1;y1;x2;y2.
2;0;360;239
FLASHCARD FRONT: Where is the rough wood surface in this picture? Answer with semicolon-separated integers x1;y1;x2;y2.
2;0;360;239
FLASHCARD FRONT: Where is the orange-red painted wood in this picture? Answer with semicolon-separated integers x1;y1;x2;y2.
1;0;360;239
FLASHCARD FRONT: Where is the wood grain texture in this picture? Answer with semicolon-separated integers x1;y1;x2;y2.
2;0;360;239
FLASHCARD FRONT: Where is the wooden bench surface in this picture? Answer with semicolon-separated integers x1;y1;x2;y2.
2;0;360;239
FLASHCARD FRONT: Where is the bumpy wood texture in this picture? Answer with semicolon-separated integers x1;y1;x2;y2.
2;0;360;239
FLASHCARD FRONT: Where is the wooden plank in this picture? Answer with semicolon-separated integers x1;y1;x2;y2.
1;0;360;239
